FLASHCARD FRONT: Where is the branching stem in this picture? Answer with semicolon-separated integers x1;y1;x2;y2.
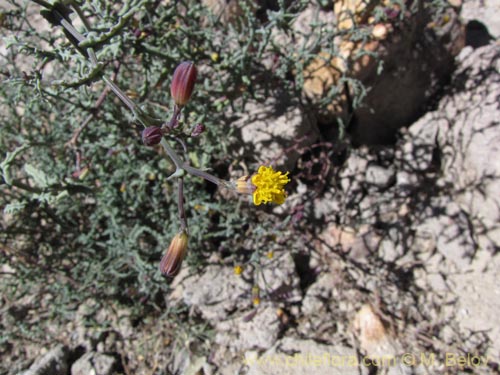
36;1;236;192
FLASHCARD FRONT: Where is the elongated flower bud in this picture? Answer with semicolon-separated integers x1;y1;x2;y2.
142;126;163;146
160;231;188;277
170;61;197;106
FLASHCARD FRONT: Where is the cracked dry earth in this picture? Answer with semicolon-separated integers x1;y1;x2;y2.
3;2;500;375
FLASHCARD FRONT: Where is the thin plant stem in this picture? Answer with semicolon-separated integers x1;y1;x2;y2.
160;138;184;171
178;178;187;231
182;164;234;190
102;76;140;118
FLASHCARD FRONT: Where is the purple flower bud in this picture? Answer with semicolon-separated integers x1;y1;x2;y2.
191;123;205;137
385;7;400;19
142;126;163;146
170;61;197;106
132;28;142;38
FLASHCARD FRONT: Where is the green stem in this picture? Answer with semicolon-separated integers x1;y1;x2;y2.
182;164;234;190
178;177;187;231
159;138;184;171
102;76;139;115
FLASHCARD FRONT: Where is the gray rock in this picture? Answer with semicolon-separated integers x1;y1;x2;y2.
215;306;281;352
339;150;370;194
301;273;334;316
233;94;319;171
450;253;500;356
170;251;301;324
245;337;365;375
201;0;245;24
292;3;337;50
169;348;208;375
172;265;252;322
257;251;302;304
426;44;500;355
400;118;440;173
395;170;420;188
461;0;500;38
399;44;500;262
297;272;343;342
312;190;342;220
20;345;69;375
415;201;478;269
404;43;500;358
318;224;381;263
427;44;500;257
71;352;117;375
365;164;395;188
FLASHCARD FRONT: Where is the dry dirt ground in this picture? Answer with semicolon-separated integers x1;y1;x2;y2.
2;1;500;375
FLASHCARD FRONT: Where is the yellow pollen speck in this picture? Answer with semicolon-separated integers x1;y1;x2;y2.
251;285;260;306
234;265;243;275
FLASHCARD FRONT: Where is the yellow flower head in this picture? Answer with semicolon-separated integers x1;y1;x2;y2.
251;166;290;206
234;265;243;275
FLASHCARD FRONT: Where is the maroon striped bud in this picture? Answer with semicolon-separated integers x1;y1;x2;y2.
142;126;163;146
384;7;400;19
170;61;197;106
160;231;188;277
